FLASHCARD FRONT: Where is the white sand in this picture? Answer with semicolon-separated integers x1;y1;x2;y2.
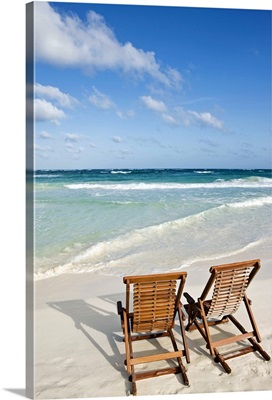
34;255;272;399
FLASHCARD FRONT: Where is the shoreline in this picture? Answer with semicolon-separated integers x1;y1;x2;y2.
34;253;272;398
34;235;272;282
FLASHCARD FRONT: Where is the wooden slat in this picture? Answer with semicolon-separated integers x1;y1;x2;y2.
134;303;175;311
134;295;176;303
134;290;176;297
134;303;175;310
216;272;249;282
213;282;249;291
216;285;248;290
210;300;244;308
134;311;175;319
134;297;175;302
123;271;187;284
212;290;247;296
133;320;174;329
210;297;243;305
212;331;254;348
216;269;250;276
133;320;175;329
134;292;176;298
219;278;247;285
223;346;255;360
134;287;176;294
210;259;260;274
133;318;173;324
134;366;180;381
135;288;176;294
130;350;183;365
134;307;175;314
131;332;169;341
134;301;175;308
134;280;176;289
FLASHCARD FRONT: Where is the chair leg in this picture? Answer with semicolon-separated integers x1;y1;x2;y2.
119;306;191;394
229;314;271;361
177;359;189;386
132;382;137;396
249;338;271;361
214;349;231;373
130;369;137;396
243;294;262;342
122;309;132;374
123;311;139;395
211;313;270;373
168;329;189;386
178;304;190;364
118;302;138;394
199;299;215;356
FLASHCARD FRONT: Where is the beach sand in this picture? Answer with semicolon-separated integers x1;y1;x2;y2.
34;254;272;399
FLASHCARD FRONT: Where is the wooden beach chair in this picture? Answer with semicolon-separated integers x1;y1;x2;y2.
117;271;190;395
184;259;270;373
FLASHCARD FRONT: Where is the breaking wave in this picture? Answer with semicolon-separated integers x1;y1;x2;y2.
65;177;272;191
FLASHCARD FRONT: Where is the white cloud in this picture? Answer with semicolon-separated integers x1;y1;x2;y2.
34;3;182;88
162;113;178;125
176;107;225;131
139;96;226;131
175;107;191;126
34;98;65;124
140;95;167;113
89;87;116;110
65;142;84;159
34;144;54;159
140;95;178;126
34;83;78;126
34;144;54;152
116;110;135;119
39;131;54;139
131;135;165;148
111;136;122;143
199;138;219;148
89;87;134;119
120;149;132;155
35;83;79;108
187;110;224;130
65;133;80;142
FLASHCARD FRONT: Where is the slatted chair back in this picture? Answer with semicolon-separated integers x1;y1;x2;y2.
124;272;187;333
202;260;261;319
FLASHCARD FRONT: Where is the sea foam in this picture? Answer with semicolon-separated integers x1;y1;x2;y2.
65;177;272;191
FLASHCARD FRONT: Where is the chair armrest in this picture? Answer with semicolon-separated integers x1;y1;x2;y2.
184;292;196;304
117;300;123;315
177;302;187;321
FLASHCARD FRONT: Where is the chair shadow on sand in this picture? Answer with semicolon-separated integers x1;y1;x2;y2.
47;293;191;393
47;293;132;392
47;297;247;394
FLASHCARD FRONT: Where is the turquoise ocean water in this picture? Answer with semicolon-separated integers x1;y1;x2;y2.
34;169;272;279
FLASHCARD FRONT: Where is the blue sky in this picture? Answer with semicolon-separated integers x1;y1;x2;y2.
32;1;271;169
